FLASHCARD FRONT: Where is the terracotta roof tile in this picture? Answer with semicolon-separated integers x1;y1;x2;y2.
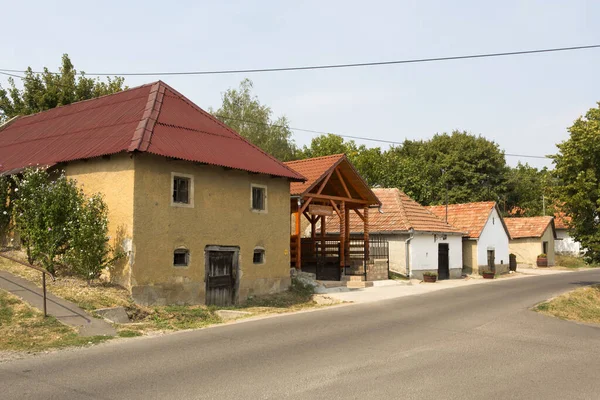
0;81;304;181
285;154;345;195
553;211;570;230
327;188;462;234
427;201;497;238
504;216;554;238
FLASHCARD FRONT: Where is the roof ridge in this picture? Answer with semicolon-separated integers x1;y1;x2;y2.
128;82;165;152
158;83;304;180
394;189;411;231
285;153;345;165
12;81;157;122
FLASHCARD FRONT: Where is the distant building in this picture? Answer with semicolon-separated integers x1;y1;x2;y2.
505;216;557;266
554;212;582;256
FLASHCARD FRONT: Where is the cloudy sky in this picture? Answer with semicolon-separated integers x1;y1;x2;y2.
2;0;599;168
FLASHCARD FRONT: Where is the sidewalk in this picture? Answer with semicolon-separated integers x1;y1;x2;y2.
0;270;116;337
325;268;569;304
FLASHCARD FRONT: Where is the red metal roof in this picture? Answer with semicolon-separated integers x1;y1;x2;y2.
0;81;304;181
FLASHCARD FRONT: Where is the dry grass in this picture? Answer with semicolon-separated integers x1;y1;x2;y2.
554;255;599;270
0;251;325;341
0;290;110;352
0;250;132;311
535;285;600;325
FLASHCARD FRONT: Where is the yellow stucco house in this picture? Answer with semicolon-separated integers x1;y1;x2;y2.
504;216;557;267
0;81;305;306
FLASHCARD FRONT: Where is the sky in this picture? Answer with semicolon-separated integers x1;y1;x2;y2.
2;0;599;169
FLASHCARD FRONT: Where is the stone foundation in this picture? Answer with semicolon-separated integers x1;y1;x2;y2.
367;259;389;281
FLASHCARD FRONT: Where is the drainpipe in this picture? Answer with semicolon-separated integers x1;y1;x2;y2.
405;228;414;278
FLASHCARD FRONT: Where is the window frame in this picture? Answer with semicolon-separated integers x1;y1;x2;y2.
173;248;190;267
253;247;266;264
250;183;267;213
171;172;194;208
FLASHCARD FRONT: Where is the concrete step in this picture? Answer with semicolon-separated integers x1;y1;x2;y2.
341;275;365;282
346;281;374;289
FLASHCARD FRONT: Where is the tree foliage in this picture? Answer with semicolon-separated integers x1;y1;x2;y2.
0;54;125;122
211;79;298;161
0;176;12;238
11;168;120;280
553;103;600;262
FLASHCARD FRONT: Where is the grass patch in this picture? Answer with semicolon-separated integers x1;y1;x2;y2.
535;285;600;325
0;290;111;352
237;278;316;312
555;255;599;269
117;329;143;338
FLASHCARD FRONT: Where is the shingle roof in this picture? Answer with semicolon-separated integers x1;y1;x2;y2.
327;188;463;234
427;201;501;239
0;81;305;181
285;154;345;196
504;216;555;239
284;154;380;205
553;211;570;230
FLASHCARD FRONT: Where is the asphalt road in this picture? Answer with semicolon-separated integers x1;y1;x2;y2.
2;271;600;400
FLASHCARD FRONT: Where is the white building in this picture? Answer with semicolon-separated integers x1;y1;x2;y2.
428;202;511;275
554;213;582;256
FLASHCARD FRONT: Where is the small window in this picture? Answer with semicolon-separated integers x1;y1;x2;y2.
174;249;189;267
251;185;266;212
253;249;265;264
173;176;190;204
543;241;548;255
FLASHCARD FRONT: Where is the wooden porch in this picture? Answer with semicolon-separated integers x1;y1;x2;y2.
285;154;381;280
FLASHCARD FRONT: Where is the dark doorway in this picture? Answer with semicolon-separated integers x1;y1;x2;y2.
205;246;238;306
438;243;450;280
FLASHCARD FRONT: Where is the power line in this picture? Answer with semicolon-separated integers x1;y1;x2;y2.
0;71;550;160
215;114;549;159
1;44;599;77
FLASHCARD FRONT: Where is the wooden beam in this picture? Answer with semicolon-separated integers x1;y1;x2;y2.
294;211;301;270
316;169;334;195
353;208;365;222
334;167;351;198
329;200;340;217
305;193;370;204
299;197;313;213
364;206;370;263
340;201;345;269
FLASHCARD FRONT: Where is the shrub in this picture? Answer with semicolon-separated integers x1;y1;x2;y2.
538;253;547;258
423;271;438;277
0;176;12;239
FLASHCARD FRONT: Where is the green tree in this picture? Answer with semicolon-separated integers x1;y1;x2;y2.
553;103;600;262
0;176;12;239
503;163;552;216
211;79;298;161
0;54;125;122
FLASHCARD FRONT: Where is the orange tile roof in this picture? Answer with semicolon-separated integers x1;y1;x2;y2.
427;201;498;239
504;216;554;239
327;188;463;234
285;154;345;196
553;211;571;230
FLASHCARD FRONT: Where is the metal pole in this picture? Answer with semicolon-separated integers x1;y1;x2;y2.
445;183;449;223
42;272;47;318
542;195;546;216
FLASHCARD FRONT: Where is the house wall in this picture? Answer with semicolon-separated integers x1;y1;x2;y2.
462;239;478;274
510;226;555;266
409;234;463;279
374;233;408;275
555;229;581;256
130;154;291;305
64;153;135;289
476;207;510;273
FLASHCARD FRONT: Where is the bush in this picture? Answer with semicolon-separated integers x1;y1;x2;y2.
12;168;121;281
0;176;12;239
423;271;438;277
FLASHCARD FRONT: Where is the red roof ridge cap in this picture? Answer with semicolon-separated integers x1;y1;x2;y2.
128;82;165;152
285;153;345;165
394;189;411;231
158;82;305;181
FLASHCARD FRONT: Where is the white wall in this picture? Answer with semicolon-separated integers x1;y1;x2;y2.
477;208;510;267
381;234;408;274
410;234;462;271
555;229;582;255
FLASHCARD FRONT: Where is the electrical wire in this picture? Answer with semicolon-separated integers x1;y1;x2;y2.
0;44;599;76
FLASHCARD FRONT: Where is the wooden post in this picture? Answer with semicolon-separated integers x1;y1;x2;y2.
345;204;350;263
295;210;301;270
364;206;370;263
339;201;345;268
321;211;327;261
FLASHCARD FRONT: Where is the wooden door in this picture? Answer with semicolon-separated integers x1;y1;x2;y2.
206;250;236;306
438;243;450;280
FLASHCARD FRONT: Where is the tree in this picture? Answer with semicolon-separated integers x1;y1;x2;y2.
211;79;298;161
503;163;552;216
553;103;600;263
0;54;125;122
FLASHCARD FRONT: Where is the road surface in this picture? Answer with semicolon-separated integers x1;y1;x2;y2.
2;270;600;399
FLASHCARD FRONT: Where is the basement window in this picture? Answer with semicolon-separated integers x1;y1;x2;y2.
251;184;267;212
253;248;265;264
173;249;190;267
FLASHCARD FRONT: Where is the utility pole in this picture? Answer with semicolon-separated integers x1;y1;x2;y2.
441;168;448;222
542;195;546;216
